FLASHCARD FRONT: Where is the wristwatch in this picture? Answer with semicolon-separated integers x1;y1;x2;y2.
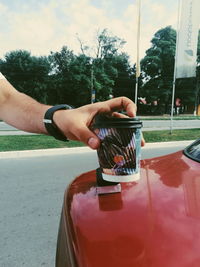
43;104;72;141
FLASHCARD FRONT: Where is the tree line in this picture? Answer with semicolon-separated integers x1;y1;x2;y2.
1;27;200;114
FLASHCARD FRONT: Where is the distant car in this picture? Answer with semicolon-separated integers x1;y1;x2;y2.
56;139;200;267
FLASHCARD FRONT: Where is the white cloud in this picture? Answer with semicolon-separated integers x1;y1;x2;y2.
0;0;178;63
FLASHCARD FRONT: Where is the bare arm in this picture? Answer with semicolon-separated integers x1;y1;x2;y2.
0;78;49;134
0;75;143;149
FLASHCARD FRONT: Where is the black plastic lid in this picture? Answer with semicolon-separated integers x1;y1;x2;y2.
93;114;143;129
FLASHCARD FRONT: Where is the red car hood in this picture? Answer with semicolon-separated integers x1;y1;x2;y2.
57;151;200;267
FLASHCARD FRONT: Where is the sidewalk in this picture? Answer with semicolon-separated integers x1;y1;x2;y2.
0;140;194;159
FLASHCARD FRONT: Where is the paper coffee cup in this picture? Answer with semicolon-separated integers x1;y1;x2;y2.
93;115;142;183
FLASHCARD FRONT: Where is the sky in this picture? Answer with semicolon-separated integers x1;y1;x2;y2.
0;0;179;63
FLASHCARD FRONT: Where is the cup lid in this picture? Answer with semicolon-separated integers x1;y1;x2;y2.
93;114;143;128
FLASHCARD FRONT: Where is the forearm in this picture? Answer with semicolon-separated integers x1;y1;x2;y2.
0;75;141;149
0;79;49;134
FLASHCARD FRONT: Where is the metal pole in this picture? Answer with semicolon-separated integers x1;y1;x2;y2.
135;76;139;104
170;0;182;134
135;0;141;105
90;61;94;104
194;76;200;115
170;80;176;134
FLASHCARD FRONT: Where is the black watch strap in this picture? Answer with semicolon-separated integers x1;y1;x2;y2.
43;104;72;141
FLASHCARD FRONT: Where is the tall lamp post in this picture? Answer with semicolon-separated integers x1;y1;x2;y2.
90;59;95;104
135;0;141;105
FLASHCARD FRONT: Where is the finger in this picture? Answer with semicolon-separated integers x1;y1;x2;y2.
92;97;136;117
141;132;145;147
112;112;129;118
106;97;137;117
63;132;77;141
73;124;101;150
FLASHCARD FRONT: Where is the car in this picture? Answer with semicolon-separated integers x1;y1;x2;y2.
56;138;200;267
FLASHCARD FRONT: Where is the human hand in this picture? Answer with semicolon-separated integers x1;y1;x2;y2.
53;97;145;149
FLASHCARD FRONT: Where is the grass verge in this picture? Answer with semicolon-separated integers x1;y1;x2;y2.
143;128;199;142
140;116;200;120
0;128;199;152
0;135;85;152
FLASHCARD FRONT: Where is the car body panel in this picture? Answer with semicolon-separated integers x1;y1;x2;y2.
56;150;200;267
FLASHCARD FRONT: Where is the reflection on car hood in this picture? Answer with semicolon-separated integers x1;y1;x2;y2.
59;151;200;267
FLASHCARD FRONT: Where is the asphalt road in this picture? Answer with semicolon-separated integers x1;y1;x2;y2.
0;141;194;267
0;119;199;135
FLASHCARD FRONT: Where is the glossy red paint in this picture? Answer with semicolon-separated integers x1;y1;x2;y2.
57;151;200;267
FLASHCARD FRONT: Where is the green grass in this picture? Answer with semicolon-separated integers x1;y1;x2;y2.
143;128;200;142
140;116;200;120
0;135;85;152
0;128;199;152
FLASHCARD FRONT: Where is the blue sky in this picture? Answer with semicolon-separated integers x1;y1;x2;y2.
0;0;179;62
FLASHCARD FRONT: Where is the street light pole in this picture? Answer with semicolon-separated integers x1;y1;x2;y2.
135;0;141;105
90;60;95;104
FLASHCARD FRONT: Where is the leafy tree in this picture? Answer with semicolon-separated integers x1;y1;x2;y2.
111;53;136;100
92;58;114;101
67;54;93;106
95;29;126;59
175;78;196;113
141;26;176;114
0;30;137;107
48;46;75;105
49;46;92;106
0;50;51;103
77;29;129;102
141;27;200;115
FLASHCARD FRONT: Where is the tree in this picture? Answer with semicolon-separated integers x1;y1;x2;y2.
175;77;196;113
0;50;51;103
0;30;136;107
141;26;176;114
67;54;93;106
141;27;200;115
111;53;136;100
49;46;92;106
77;29;129;102
95;29;126;59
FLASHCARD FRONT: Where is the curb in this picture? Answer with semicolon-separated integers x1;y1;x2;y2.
0;140;195;159
0;146;93;159
143;140;194;148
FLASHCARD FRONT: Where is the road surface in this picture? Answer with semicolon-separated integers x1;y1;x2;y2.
0;119;199;135
0;141;194;267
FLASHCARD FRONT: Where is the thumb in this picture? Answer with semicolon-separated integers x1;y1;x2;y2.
75;126;100;149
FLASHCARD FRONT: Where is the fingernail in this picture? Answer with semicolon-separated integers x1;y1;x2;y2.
88;137;99;149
